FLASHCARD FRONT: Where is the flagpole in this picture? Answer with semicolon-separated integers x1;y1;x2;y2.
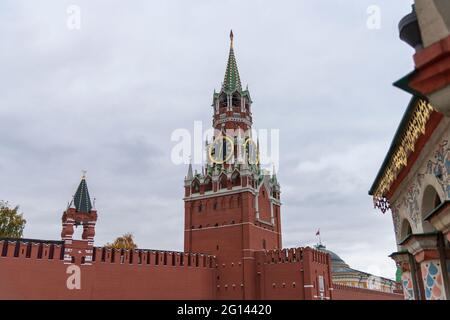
316;229;322;246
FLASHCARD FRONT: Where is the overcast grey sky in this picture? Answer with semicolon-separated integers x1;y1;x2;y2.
0;0;415;279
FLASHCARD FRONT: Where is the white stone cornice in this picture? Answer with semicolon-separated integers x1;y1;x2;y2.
183;187;256;200
213;116;252;127
257;217;274;227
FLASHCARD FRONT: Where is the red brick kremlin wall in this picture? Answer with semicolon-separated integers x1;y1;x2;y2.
332;284;404;300
0;240;216;300
0;239;404;300
254;247;332;300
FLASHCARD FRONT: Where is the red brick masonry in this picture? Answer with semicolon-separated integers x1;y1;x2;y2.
0;240;403;300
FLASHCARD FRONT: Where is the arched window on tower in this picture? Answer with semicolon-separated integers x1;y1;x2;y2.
219;93;227;109
219;174;228;190
232;92;241;110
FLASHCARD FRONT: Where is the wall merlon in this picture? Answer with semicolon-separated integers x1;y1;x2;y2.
90;246;216;268
262;247;305;264
0;240;64;262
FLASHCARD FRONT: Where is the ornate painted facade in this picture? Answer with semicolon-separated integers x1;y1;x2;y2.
427;140;450;198
370;1;450;300
372;99;434;208
421;260;446;300
401;271;415;300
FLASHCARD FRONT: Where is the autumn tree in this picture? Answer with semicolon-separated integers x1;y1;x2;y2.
0;201;26;238
105;232;137;250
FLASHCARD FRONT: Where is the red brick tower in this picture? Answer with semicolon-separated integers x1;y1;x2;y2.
61;173;97;265
184;31;282;299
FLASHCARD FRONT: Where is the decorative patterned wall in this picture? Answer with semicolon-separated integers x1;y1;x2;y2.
401;271;415;300
391;205;401;239
391;174;423;239
391;135;450;300
447;260;450;288
391;136;450;239
421;260;446;300
403;174;423;227
426;140;450;198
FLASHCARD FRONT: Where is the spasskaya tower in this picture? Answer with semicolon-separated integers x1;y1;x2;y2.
183;31;281;299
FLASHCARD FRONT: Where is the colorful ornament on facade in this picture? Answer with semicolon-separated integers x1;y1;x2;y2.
427;139;450;198
372;100;434;203
390;204;401;239
401;271;415;300
373;196;390;213
402;174;423;226
421;260;446;300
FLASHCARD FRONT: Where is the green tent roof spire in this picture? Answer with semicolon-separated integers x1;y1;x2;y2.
222;30;242;93
72;172;93;213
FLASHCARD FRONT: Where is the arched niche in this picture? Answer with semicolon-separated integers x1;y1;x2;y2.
219;173;228;190
204;176;212;192
421;184;442;232
191;179;200;194
218;93;227;108
231;171;241;187
231;91;241;107
399;218;413;243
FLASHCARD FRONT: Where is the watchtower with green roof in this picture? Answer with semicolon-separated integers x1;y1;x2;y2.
60;173;98;265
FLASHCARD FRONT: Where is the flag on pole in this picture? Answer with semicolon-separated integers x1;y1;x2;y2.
316;228;322;246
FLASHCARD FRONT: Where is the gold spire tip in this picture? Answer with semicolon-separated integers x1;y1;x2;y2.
230;30;234;48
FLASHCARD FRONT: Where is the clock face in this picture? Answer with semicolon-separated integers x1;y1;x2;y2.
207;135;259;165
244;137;259;165
208;136;234;164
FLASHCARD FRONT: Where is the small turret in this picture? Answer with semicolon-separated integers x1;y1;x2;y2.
61;173;97;240
60;172;98;265
185;161;193;182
